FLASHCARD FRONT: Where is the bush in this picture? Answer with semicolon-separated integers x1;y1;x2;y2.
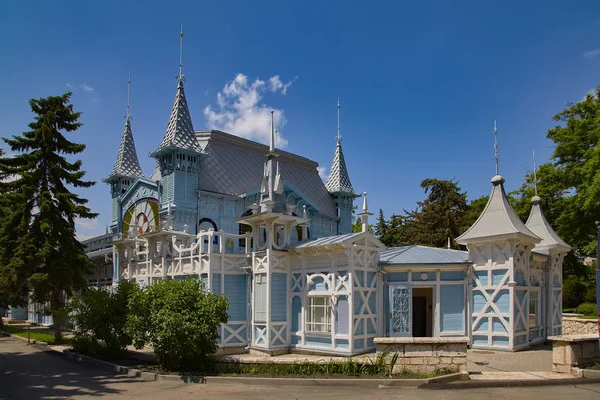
126;279;229;371
69;281;138;357
575;302;598;317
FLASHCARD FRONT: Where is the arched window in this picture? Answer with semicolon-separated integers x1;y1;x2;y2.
238;209;253;248
198;218;218;245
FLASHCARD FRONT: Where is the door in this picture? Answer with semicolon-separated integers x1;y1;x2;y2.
389;285;412;337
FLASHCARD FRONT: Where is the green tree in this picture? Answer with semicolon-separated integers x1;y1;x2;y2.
375;209;387;238
126;279;229;371
0;93;97;343
403;178;470;249
69;281;138;357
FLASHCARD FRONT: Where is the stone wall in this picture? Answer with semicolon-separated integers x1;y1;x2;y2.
562;316;599;336
549;334;600;375
374;337;469;374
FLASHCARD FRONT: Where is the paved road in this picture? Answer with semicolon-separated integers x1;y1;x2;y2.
1;336;600;400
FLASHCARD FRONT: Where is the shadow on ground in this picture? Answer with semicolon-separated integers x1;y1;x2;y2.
0;337;141;399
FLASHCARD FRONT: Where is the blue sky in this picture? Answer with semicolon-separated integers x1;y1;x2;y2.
1;1;599;236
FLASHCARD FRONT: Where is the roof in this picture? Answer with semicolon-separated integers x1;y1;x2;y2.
526;196;571;255
194;130;338;217
325;140;356;195
104;120;143;181
151;81;202;156
380;246;470;265
294;232;363;248
457;175;540;244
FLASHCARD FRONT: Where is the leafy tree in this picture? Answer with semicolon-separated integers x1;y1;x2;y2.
0;93;97;343
380;214;408;248
126;279;229;371
69;281;138;357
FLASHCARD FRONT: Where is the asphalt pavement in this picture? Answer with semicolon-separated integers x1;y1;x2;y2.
1;336;600;400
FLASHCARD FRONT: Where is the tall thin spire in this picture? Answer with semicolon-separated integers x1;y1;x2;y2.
149;25;202;157
177;24;184;84
336;98;341;145
104;76;144;182
126;75;131;123
493;120;499;176
269;109;275;152
533;150;538;196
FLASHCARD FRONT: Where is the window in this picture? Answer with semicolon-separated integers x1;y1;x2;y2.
306;296;332;333
254;273;267;322
529;290;539;328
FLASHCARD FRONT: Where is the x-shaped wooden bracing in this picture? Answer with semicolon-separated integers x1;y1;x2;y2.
223;323;247;344
352;271;377;335
472;271;510;333
270;323;286;345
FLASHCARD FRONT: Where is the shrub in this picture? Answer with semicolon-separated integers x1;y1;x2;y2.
575;302;598;317
69;281;138;357
126;279;229;371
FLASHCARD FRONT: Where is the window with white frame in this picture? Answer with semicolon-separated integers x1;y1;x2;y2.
529;290;540;328
306;296;332;333
254;273;267;322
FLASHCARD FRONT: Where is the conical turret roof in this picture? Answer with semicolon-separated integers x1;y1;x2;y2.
104;119;143;181
325;139;356;195
150;80;202;157
526;196;571;254
457;175;540;244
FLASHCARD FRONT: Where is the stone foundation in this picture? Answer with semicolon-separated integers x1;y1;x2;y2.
549;334;600;375
562;316;599;336
374;337;469;374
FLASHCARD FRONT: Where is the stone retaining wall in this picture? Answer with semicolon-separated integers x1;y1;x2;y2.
562;316;599;336
374;337;469;374
549;334;600;375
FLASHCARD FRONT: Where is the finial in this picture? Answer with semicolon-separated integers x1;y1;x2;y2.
336;98;341;145
362;191;368;212
125;75;131;123
269;109;275;152
177;24;185;84
493;120;499;176
533;150;538;196
275;129;278;149
447;237;451;249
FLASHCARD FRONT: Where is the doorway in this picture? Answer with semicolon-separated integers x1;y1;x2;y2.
412;287;433;337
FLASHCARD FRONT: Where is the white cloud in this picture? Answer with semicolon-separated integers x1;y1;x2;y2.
317;166;329;182
268;75;295;95
204;73;295;147
66;83;75;89
583;48;600;59
80;84;95;93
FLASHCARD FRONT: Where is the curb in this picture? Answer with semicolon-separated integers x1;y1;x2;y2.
57;348;467;387
422;376;600;390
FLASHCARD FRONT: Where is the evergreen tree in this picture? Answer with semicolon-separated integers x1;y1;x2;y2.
0;93;97;342
375;209;387;238
402;178;469;249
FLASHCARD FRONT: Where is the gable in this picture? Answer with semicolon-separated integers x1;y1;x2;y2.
121;178;159;214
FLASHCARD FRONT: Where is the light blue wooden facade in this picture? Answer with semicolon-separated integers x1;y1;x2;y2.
32;66;569;354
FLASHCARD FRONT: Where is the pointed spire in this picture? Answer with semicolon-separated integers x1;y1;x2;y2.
457;174;540;245
493;121;499;176
150;26;202;157
104;76;143;182
532;150;538;197
269;109;275;152
336;98;341;145
526;153;571;254
177;24;184;85
325;99;357;195
357;192;373;232
126;75;131;123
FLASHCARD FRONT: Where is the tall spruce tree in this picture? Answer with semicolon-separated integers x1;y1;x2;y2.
375;209;387;238
0;93;96;342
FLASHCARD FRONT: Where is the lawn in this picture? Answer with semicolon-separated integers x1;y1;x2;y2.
2;325;73;345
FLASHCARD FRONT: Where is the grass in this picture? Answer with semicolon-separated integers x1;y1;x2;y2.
2;325;73;345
